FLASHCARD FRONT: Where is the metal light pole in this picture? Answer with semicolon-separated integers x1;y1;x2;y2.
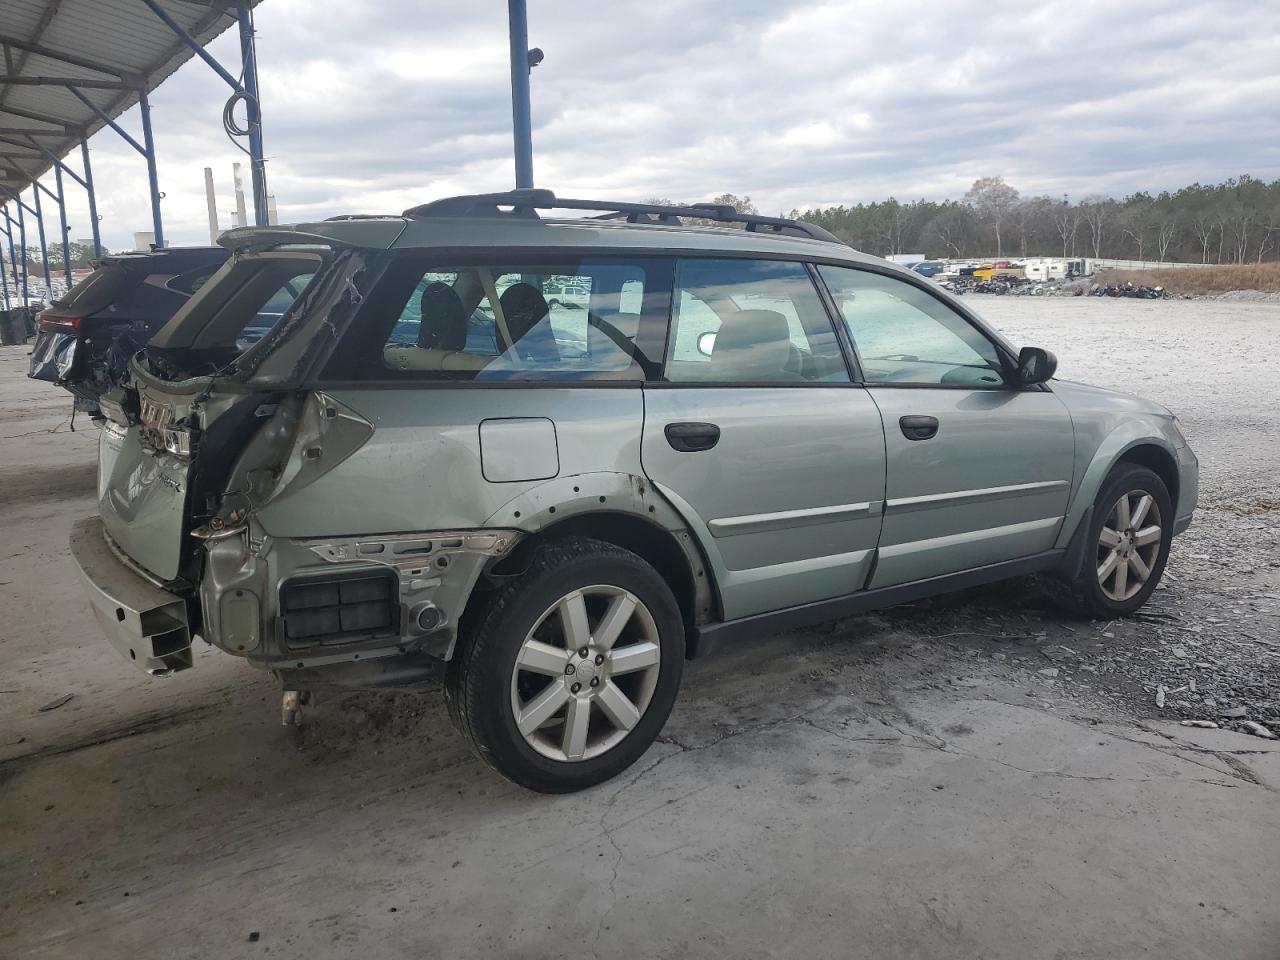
236;2;269;226
507;0;535;189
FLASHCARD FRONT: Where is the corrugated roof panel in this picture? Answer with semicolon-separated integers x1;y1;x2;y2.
0;0;261;196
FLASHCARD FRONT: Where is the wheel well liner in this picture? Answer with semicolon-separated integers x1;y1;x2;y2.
1117;443;1179;507
484;512;706;633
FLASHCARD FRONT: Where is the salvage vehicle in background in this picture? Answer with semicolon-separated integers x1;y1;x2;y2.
67;191;1198;793
27;246;228;414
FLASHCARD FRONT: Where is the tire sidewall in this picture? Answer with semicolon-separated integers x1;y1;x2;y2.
469;546;684;792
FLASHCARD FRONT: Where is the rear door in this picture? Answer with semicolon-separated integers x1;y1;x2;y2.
816;265;1074;588
641;258;886;620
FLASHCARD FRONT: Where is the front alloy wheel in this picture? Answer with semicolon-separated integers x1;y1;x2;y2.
1066;463;1173;618
1097;490;1163;602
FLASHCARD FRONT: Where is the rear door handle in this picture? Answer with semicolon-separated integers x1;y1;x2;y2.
899;415;939;441
665;421;721;452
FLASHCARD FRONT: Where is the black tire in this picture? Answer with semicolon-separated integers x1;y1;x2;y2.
1066;463;1173;619
445;536;685;793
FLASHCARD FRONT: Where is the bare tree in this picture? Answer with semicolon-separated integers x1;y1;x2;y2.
924;204;971;258
1051;196;1081;258
1119;202;1154;262
1154;211;1180;262
1080;196;1111;259
963;176;1020;256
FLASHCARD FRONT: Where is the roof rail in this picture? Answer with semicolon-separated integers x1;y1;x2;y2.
401;189;843;244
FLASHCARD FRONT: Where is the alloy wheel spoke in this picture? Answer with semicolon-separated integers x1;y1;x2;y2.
1129;552;1151;581
561;696;591;760
1114;495;1131;530
1099;527;1122;548
593;593;637;651
517;640;570;677
1097;549;1121;581
608;640;660;676
1130;494;1153;528
595;681;641;731
1113;556;1129;597
517;682;569;735
557;591;591;650
1134;525;1161;547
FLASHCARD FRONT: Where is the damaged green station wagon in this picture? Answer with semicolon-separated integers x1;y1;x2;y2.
70;191;1198;792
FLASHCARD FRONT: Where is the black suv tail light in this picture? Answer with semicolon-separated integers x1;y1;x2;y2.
37;311;85;333
280;570;398;648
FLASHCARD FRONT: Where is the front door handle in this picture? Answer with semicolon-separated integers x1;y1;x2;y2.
665;421;721;452
899;415;939;441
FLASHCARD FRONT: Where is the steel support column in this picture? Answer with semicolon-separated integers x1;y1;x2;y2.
0;212;10;309
16;196;30;303
51;163;71;284
80;139;101;258
237;3;268;226
137;91;164;247
30;185;51;296
507;0;534;189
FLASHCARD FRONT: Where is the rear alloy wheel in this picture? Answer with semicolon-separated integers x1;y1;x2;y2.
446;537;684;793
511;585;663;762
1068;463;1173;618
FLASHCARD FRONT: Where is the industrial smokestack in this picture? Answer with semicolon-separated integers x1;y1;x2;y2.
205;167;220;244
232;162;248;228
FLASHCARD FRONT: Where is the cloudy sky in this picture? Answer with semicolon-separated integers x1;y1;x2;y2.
34;0;1280;251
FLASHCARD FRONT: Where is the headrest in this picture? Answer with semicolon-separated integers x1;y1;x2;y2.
418;281;467;350
709;309;797;380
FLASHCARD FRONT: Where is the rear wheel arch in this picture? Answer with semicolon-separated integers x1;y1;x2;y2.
476;511;714;645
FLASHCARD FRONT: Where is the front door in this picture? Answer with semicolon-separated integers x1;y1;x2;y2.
816;265;1075;588
641;258;887;620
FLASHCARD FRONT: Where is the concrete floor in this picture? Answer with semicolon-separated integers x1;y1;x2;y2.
2;297;1279;959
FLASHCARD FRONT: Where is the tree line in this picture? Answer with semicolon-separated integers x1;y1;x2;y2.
787;175;1280;263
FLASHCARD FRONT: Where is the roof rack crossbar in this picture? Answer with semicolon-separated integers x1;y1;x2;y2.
401;190;842;244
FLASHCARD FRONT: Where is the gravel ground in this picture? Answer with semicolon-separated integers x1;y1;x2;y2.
970;295;1280;734
1;295;1278;959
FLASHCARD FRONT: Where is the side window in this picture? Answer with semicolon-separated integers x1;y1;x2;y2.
237;271;315;351
323;256;673;382
817;266;1006;387
664;259;848;384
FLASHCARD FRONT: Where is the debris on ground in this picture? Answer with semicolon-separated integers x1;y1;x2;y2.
37;693;74;713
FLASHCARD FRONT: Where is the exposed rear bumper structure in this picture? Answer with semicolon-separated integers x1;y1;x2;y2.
69;515;194;676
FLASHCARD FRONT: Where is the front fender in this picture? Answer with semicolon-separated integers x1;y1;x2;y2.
1055;424;1180;550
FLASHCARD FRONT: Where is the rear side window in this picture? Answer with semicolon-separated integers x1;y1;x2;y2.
325;256;672;382
663;259;848;383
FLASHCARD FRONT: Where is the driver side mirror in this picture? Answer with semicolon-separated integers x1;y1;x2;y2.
1016;346;1057;385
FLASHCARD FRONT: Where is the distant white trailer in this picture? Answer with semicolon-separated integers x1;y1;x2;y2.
1025;259;1072;282
886;254;926;264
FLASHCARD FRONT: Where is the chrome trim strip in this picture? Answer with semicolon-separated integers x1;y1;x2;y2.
878;516;1062;559
886;480;1068;511
708;501;876;538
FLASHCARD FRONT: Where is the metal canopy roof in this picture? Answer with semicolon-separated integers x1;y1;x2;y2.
0;0;259;196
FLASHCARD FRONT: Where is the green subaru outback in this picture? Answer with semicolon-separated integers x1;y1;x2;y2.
69;190;1197;792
